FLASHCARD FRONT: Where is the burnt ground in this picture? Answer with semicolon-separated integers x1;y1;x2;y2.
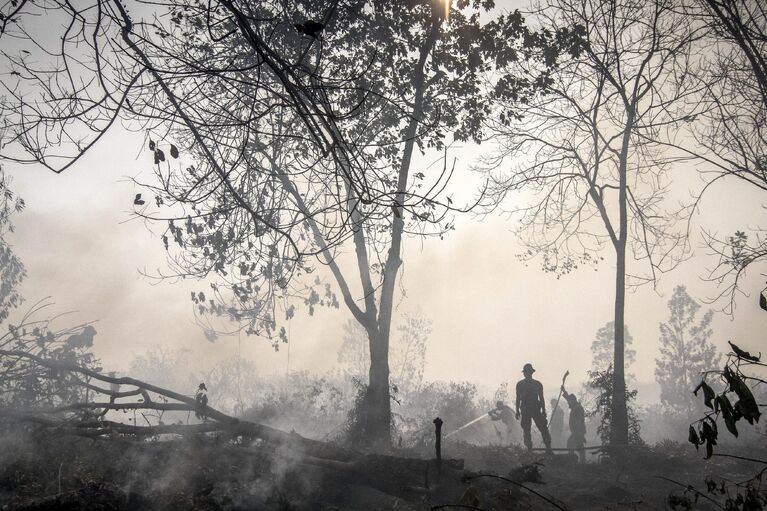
0;426;764;510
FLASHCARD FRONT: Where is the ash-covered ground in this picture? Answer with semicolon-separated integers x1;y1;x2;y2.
1;423;764;510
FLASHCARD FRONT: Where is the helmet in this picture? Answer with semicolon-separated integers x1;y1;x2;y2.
522;363;535;374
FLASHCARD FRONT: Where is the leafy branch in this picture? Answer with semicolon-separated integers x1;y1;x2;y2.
688;342;763;459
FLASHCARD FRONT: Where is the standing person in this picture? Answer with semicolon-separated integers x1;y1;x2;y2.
195;382;208;420
561;385;586;462
489;400;517;444
549;398;564;447
515;363;552;453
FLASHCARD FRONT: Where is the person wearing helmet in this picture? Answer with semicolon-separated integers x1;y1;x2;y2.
515;363;552;452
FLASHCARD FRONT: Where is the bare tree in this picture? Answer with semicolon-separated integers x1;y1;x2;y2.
482;0;706;445
676;1;767;311
697;0;767;114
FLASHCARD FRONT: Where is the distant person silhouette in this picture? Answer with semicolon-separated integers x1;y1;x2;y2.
195;382;208;420
489;400;516;444
561;385;586;462
549;398;564;447
515;363;552;453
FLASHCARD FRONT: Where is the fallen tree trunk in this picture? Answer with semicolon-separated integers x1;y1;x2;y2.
0;349;236;423
0;349;357;462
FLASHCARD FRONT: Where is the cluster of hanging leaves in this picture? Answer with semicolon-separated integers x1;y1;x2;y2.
517;247;603;279
0;166;26;324
689;341;762;458
0;167;25;234
726;231;752;271
139;126;342;347
0;243;24;324
706;476;765;511
147;139;180;166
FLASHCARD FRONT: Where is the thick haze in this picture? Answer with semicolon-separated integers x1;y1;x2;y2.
5;119;766;404
4;0;767;400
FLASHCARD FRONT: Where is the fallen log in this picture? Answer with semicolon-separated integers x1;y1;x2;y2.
0;350;358;463
0;349;236;424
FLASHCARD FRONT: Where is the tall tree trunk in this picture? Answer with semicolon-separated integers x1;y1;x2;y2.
358;16;441;449
610;114;632;446
610;242;629;445
364;326;391;448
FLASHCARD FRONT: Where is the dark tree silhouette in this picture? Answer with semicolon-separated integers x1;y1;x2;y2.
481;0;706;445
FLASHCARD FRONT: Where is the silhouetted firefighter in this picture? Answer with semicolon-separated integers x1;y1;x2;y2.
489;400;516;444
515;363;552;453
549;398;564;447
561;385;586;462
